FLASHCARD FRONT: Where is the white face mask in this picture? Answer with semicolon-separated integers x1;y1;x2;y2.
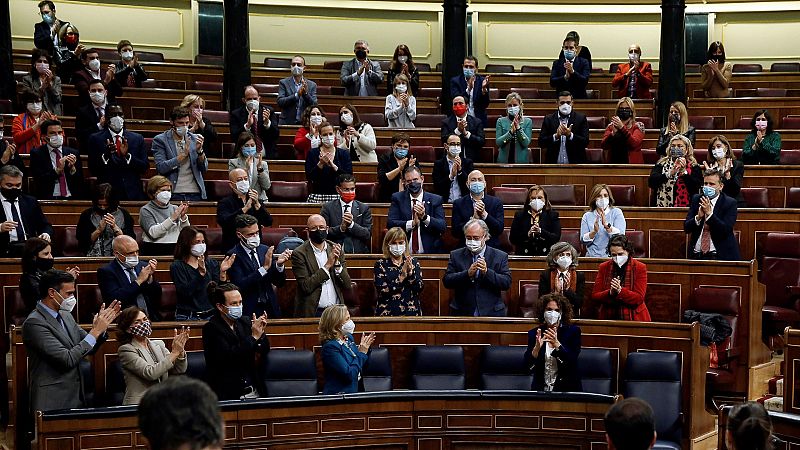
544;310;561;325
246;99;260;112
340;113;353;125
242;235;260;249
121;255;139;269
28;102;42;114
88;59;101;71
448;145;461;156
56;292;77;313
613;254;629;267
466;239;484;253
397;55;408;64
558;104;572;116
226;305;243;320
556;255;572;270
109;116;124;133
190;243;206;257
156;190;171;204
321;135;335;147
507;105;520;116
395;84;408;93
174;126;188;138
235;180;250;194
596;197;609;210
712;147;726;160
310;115;323;126
629;52;640;62
389;243;406;257
121;51;134;61
90;91;105;104
341;319;356;335
529;198;544;212
291;65;303;76
48;134;63;148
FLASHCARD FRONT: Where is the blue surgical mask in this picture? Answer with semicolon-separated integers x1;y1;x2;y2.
702;186;718;199
42;13;54;24
564;50;576;60
469;181;485;195
242;146;257;157
394;148;408;159
463;68;475;79
226;305;243;320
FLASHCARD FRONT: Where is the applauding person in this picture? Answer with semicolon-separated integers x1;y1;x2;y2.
30;119;83;199
377;132;417;201
591;235;650;321
581;184;626;257
340;40;383;96
277;55;318;126
742;109;781;165
432;134;474;203
114;40;149;88
171;227;233;321
320;305;376;394
216;168;273;251
700;41;733;98
139;176;190;256
12;91;54;155
306;121;352;203
611;44;653;99
152;107;208;201
336;104;377;162
77;183;135;256
385;74;417;129
387;44;420;95
510;185;561;256
496;92;532;164
387;166;447;254
656;101;695;157
230;86;279;159
180;94;218;149
21;49;62;115
648;135;702;207
441;96;486;162
321;174;372;254
449;56;490;127
87;105;148;200
97;235;162;319
524;293;581;391
601;97;645;164
684;169;741;261
228;132;271;202
704;135;745;206
374;227;424;316
538;243;584;314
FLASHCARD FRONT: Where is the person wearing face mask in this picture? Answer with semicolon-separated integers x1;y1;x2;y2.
180;94;218;149
0;117;25;178
139;175;190;256
12;90;54;155
700;41;733;98
23;269;121;412
388;165;447;254
20;237;77;318
590;235;650;321
53;24;84;83
114;40;149;88
449;56;491;127
277;55;318;126
117;307;188;405
321;174;373;254
611;44;653;100
320;304;377;394
539;91;589;164
550;36;591;99
538;243;584;314
443;219;512;316
385;74;417;129
30;119;84;199
98;235;163;318
451;170;505;249
684;169;741;261
76;183;135;256
742;109;781;165
703;135;745;206
87;104;148;201
76;79;122;154
336;104;377;162
724;401;776;450
580;184;626;257
153;106;209;201
432;133;475;203
441;96;486;162
648;134;702;207
387;44;420;95
34;1;66;56
373;227;424;316
377;132;418;201
216;168;274;252
228;132;271;203
230;86;279;160
292;214;352;317
340;40;384;96
524;293;581;392
203;282;271;400
0;165;53;258
557;31;593;67
294;105;327;160
170;227;234;321
496;92;532;163
22;49;63;116
601;96;645;164
655;101;696;157
72;48;122;107
306;121;353;203
510;185;562;256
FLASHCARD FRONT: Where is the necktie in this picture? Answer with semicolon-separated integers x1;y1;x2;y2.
411;199;420;254
8;199;25;242
473;254;481;278
53;149;68;197
559;273;567;292
295;83;303;122
342;204;352;253
96;107;103;119
557;118;569;164
252;108;264;154
250;250;260;269
115;135;122;156
700;221;712;253
126;268;150;314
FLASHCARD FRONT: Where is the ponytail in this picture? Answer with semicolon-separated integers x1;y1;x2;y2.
728;402;773;450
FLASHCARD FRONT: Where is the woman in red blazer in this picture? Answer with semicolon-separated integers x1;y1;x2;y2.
601;97;645;164
591;234;651;322
611;44;653;99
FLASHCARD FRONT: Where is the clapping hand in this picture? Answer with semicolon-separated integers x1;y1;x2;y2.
564;60;574;75
699;195;713;217
251;313;268;340
481;75;490;92
610;277;622;295
275;249;292;266
358;332;376;353
341;210;353;231
66;266;80;280
457;118;467;133
90;300;122;337
473;200;486;219
220;253;236;273
170;326;190;357
611;116;624;130
532;328;544;357
543;327;560;348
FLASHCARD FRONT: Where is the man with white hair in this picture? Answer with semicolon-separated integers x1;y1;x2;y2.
340;40;383;96
97;235;163;319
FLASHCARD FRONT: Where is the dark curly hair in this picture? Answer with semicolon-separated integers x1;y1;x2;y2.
535;293;573;325
607;234;634;256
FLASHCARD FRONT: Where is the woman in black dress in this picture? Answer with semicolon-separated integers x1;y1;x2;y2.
510;184;561;256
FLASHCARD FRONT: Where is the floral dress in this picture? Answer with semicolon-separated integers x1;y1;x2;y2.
373;257;424;316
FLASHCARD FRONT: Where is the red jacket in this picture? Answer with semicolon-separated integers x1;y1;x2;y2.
612;62;654;99
591;259;651;322
601;123;644;164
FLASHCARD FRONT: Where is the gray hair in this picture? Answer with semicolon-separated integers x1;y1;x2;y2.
546;242;579;268
354;40;369;48
463;218;489;237
0;165;23;180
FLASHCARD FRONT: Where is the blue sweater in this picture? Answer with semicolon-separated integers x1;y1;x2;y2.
580;207;627;257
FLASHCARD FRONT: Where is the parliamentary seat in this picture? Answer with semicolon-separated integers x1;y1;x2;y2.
741;187;769;208
267;181;309;202
491;186;527;205
263;57;292;68
519;283;539;318
624;351;683;450
362;347;393;392
771;62;800;72
485;64;515;73
263;349;319;397
411;346;466;390
577;348;614;395
732;63;763;73
521;65;549;73
479;346;532;390
761;233;800;347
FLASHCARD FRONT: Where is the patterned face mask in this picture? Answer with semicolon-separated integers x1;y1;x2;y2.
129;320;152;337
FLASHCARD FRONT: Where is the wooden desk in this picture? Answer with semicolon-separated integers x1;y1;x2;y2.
783;328;800;414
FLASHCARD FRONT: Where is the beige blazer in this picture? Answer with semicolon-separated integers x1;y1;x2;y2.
118;339;187;405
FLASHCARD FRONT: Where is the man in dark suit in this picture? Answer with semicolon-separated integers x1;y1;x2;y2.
451;170;505;249
291;214;351;317
277;55;318;125
75;79;117;153
340;40;383;96
30;119;83;200
449;56;491;127
441;96;486;162
321;174;372;254
97;235;163;320
432;133;474;203
443;219;512;316
33;1;64;55
388;166;447;254
216;169;273;252
23;269;120;412
229;86;279;159
684;169;741;261
72;48;123;107
226;214;289;318
87;105;148;200
539;91;590;164
0;165;53;257
550;37;591;99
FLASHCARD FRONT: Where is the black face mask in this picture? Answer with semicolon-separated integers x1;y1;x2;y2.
309;229;328;244
355;50;367;60
36;257;54;271
713;55;725;65
617;108;633;120
406;181;422;194
670;113;680;124
1;187;21;201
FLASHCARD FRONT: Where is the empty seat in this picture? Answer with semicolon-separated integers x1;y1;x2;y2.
136;51;165;62
738;115;751;129
323;61;344;70
685;64;701;73
781;150;800;165
204;227;224;255
541;185;577;206
688;116;715;130
262;227;293;248
492;186;527;205
771;62;800;72
268;181;309;202
355;182;379;203
637;117;654;129
577;348;614;395
194;54;223;66
411;146;436;163
732;63;763;73
624;351;683;450
560;228;584;256
357;112;384;127
484;64;514;73
741;187;769;208
416;87;441;99
497;229;514;255
105;359;125;406
52;226;81;257
625;230;647;258
157;284;176;321
688;286;741;395
757;88;787;97
252;84;279;95
479;346;532;390
362;347;392;392
80;359;95;407
414;113;446;128
410;346;466;390
377;60;390;71
586;116;607;129
585;90;599;99
585;148;603;163
415;62;431;72
609;63;620;74
519;284;539;318
185;351;207;382
782;116;800;129
509;87;541;99
264;349;318;397
202;109;229;124
194;80;223;91
761;233;800;347
788;187;800;207
608;185;635;207
521;65;550;73
263;57;292;68
205;180;233;201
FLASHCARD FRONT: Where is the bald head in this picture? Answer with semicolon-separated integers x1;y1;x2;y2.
468;170;484;182
307;214;326;229
112;235;139;264
229;168;247;182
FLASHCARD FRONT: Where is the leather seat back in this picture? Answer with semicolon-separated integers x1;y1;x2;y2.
491;187;527;205
186;351;207;382
268;181;309;202
362;347;392;392
577;348;614;395
762;233;800;308
105;358;125;406
519;284;539;318
263;349;318;397
411;346;465;390
479;346;533;390
689;286;740;366
624;351;682;445
540;185;577;206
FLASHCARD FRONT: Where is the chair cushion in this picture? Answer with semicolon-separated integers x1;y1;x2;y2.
741;187;769;208
411;346;465;390
624;351;682;444
519;284;540;318
363;347;392;392
541;185;577;206
578;348;614;395
764;233;800;258
491;187;527;205
609;185;636;207
264;349;318;397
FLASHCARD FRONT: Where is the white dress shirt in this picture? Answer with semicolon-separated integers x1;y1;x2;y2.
405;191;430;254
693;195;719;253
48;146;72;197
0;193;25;242
312;242;340;308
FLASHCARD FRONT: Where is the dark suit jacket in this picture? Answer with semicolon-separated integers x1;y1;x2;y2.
72;68;122;107
538;269;585;313
114;60;149;88
291;240;352;318
229;105;279;159
449;74;491;127
550;57;591;99
0;140;26;177
451;194;505;249
524;324;582;392
320;199;373;254
509;208;561;256
0;193;53;257
340;58;383;96
321;334;368;394
226;243;286;318
388;190;447;254
538;111;590;163
442;246;512;316
277;76;318;125
216;195;274;252
87;128;148;200
97;260;163;320
721;160;746;207
684;192;741;260
30;144;84;199
432;155;474;203
34;21;56;55
75;102;117;153
440;115;486;162
202;314;270;400
376;153;403;202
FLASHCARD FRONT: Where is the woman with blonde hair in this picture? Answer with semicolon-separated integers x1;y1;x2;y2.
580;183;626;257
496;92;533;164
180;94;217;147
373;227;424;316
385;74;417;129
319;305;376;394
601;96;644;164
656;101;696;157
648;134;702;207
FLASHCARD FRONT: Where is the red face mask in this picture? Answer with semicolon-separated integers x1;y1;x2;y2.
453;104;467;116
340;191;356;203
65;34;78;45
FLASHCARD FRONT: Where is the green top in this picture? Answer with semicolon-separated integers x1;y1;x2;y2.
495;116;533;164
742;131;781;165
